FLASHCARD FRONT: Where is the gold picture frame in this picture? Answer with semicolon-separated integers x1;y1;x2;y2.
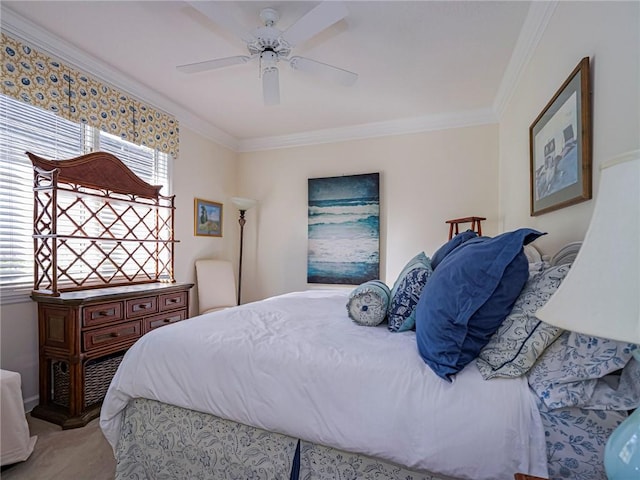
194;198;222;237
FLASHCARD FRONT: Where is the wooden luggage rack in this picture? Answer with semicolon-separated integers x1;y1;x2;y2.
445;216;486;240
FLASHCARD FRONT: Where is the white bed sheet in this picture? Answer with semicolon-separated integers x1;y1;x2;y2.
100;289;548;480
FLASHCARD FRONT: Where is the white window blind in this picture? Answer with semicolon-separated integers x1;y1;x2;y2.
0;95;83;300
0;94;172;303
97;132;171;284
99;130;169;195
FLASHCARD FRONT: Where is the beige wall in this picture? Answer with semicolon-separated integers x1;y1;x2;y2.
0;125;238;408
0;301;38;408
172;128;239;316
499;1;640;255
237;125;500;302
237;1;640;305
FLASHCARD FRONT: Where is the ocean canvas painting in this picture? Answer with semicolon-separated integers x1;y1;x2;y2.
308;173;380;284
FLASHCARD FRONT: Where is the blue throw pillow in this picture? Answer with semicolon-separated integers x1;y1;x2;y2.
415;228;545;381
388;252;432;332
346;280;391;326
390;252;430;299
388;265;433;332
430;230;478;270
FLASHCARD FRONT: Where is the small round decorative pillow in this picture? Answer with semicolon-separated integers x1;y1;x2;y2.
346;280;391;326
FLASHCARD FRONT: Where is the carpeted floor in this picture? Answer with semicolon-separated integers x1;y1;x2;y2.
1;414;115;480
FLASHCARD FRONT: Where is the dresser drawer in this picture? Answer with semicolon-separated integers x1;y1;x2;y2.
143;310;186;333
83;302;124;327
159;291;188;312
83;321;141;352
126;296;157;318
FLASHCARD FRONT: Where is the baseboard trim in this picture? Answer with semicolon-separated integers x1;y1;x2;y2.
24;395;39;413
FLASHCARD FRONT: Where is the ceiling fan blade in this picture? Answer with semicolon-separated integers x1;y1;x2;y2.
280;1;348;47
187;1;255;43
176;56;251;74
262;68;280;106
289;56;358;86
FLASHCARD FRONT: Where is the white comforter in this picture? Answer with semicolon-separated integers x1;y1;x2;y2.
100;289;548;479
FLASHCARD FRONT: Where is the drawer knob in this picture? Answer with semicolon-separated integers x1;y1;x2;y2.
169;298;179;303
110;332;121;337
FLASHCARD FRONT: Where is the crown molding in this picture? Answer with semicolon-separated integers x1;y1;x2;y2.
239;0;555;152
238;109;498;152
493;1;558;118
2;2;554;153
0;6;240;153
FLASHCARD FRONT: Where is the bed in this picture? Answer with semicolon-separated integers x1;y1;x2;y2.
100;233;638;480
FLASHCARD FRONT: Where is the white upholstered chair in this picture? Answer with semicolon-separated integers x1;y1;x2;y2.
195;259;237;315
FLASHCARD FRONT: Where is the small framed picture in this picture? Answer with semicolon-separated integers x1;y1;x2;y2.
194;198;222;237
529;57;592;216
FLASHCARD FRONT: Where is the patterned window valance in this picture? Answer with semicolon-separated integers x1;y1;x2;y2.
1;32;179;158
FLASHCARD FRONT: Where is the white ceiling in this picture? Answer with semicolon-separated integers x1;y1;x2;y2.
2;1;538;151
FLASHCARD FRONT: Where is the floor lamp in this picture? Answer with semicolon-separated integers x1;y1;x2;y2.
231;197;257;305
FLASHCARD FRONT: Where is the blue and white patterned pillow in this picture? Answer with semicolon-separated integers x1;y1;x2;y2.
537;398;627;480
346;280;391;327
388;252;432;332
387;267;432;332
589;354;640;410
476;264;570;379
527;331;637;409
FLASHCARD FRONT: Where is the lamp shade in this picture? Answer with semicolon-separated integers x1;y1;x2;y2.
535;150;639;344
231;197;257;211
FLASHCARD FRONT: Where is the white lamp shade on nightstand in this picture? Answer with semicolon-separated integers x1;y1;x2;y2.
535;149;640;480
535;150;639;344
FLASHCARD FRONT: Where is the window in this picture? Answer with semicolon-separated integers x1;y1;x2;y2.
97;130;169;194
0;94;171;303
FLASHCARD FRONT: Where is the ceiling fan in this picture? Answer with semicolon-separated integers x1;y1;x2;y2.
177;1;358;106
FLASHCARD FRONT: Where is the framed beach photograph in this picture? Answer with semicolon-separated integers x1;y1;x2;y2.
194;198;222;237
307;173;380;285
529;57;592;216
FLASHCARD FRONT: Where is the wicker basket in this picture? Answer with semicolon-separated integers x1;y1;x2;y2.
84;354;123;407
52;354;124;408
52;361;70;407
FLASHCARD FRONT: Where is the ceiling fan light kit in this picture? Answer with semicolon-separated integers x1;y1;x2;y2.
178;1;358;106
262;65;280;106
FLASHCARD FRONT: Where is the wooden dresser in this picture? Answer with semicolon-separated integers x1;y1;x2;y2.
27;151;188;428
31;282;193;428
